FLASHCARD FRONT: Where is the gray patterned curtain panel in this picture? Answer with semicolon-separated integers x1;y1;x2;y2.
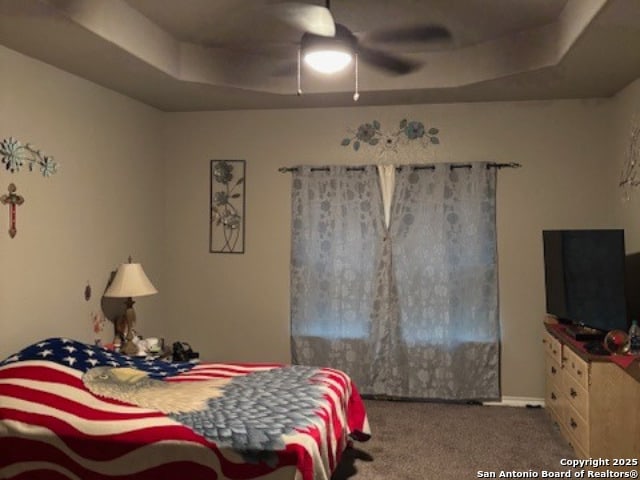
290;163;499;401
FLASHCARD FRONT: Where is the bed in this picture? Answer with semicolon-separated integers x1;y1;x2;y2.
0;337;370;480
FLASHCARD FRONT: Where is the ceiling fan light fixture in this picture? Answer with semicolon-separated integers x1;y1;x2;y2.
301;31;355;74
304;49;352;74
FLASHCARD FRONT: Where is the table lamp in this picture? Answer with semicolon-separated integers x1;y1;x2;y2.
104;256;157;355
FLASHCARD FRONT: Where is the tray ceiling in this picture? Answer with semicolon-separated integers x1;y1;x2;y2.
1;0;640;111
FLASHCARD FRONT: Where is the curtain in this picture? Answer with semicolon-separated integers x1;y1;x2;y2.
290;166;384;391
290;162;500;400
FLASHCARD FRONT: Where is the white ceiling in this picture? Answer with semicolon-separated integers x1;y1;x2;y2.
1;0;640;111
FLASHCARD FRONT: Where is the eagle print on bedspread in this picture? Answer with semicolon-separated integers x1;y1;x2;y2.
83;365;332;466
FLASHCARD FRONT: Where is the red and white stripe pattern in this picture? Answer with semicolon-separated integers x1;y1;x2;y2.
0;359;369;480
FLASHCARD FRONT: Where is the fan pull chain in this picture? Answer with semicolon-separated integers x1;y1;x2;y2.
353;53;360;102
297;47;302;96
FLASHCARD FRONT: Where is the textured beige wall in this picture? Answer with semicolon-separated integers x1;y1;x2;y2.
0;46;166;356
161;100;617;399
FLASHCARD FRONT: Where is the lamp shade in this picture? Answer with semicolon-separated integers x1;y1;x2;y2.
104;262;158;298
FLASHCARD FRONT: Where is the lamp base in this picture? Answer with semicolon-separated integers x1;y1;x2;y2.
114;303;139;356
120;339;139;356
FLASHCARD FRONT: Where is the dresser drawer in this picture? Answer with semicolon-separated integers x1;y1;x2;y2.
543;330;562;364
545;373;564;423
565;406;589;454
563;373;589;422
545;354;562;382
563;346;589;389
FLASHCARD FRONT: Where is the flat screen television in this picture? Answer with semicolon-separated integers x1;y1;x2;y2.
542;229;628;337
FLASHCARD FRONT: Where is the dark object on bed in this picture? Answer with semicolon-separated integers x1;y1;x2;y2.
172;341;199;361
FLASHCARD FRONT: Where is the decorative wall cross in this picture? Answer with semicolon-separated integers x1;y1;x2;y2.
1;183;24;238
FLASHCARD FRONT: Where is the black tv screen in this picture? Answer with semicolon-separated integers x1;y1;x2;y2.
542;229;628;333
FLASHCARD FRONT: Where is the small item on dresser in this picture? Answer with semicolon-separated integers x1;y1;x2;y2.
585;340;610;356
629;319;640;355
603;330;629;355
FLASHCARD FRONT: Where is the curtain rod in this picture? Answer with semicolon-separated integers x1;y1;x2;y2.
278;162;521;173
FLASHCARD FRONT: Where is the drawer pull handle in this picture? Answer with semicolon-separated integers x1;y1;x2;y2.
562;356;568;362
570;388;577;398
551;366;557;374
576;369;582;376
551;392;557;400
570;418;578;429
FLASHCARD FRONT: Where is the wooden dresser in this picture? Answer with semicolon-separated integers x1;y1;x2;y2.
543;323;640;459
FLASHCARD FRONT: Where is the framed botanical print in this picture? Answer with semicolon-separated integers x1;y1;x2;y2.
210;159;245;253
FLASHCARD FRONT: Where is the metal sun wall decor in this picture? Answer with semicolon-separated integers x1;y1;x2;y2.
619;115;640;201
0;137;59;238
341;119;440;158
210;160;245;254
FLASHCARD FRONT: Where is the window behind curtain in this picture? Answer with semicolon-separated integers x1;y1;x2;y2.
290;165;384;341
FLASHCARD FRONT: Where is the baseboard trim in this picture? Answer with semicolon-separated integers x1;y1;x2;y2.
483;396;545;408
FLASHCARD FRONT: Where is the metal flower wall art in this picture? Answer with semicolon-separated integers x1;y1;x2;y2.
619;115;640;201
210;160;245;254
341;119;440;157
1;137;58;177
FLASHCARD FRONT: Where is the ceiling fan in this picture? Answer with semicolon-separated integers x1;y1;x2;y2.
272;0;452;76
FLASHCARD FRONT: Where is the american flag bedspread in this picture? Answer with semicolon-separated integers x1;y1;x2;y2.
0;338;370;480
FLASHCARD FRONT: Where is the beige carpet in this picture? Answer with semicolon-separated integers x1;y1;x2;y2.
332;399;576;480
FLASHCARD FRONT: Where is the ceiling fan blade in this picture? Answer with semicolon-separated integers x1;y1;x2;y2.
358;46;422;75
272;60;298;78
270;2;336;37
364;25;452;44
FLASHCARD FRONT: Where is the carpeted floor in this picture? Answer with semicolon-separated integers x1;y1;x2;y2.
332;399;576;480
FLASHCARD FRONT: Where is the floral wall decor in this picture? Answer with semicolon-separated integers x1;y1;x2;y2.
619;114;640;201
341;119;440;159
1;137;58;177
210;160;245;254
